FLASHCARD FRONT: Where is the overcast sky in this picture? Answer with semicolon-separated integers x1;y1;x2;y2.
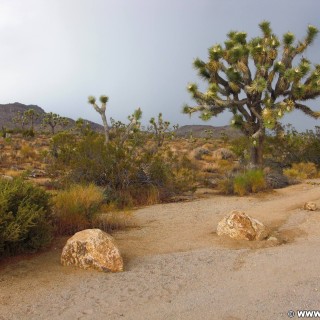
0;0;320;131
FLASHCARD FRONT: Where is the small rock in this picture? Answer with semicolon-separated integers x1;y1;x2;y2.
304;202;317;211
61;229;123;272
217;210;269;241
267;236;278;242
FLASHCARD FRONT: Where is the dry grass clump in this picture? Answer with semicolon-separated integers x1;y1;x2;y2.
20;144;37;160
93;206;133;233
283;162;318;180
53;184;105;235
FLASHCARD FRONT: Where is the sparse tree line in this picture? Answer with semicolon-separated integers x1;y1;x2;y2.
10;109;69;136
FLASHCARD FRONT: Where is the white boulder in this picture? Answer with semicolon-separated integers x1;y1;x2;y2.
61;229;124;272
217;210;269;241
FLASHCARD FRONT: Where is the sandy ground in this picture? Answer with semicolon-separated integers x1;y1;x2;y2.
1;181;320;320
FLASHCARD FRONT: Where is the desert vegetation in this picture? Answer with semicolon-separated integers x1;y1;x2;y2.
1;113;319;258
1;21;320;259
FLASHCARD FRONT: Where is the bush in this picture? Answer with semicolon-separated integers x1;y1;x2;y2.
0;178;52;256
219;169;267;196
49;131;197;206
266;126;320;167
53;184;105;235
20;144;36;160
283;162;318;180
265;172;289;189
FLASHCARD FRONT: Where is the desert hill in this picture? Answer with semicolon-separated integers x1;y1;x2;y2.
0;102;103;132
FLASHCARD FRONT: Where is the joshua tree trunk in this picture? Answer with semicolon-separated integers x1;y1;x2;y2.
100;112;109;145
250;133;265;167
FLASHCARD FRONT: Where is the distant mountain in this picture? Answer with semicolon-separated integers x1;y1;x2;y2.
175;125;243;139
0;102;103;132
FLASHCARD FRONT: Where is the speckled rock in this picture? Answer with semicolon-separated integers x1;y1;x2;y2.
61;229;123;272
217;210;269;241
304;202;317;211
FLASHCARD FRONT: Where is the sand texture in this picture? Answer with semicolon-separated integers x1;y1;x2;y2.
1;181;320;320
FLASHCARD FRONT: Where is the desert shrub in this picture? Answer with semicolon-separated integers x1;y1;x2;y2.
233;175;249;196
20;144;36;160
266;126;320;167
146;152;197;199
53;183;105;235
216;159;237;174
283;162;318;180
233;169;266;196
22;129;35;138
217;173;235;195
219;169;267;196
50;131;77;164
265;172;289;189
0;178;52;256
49;129;197;206
230;136;251;162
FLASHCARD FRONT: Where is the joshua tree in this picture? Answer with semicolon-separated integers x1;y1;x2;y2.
12;111;29;130
74;118;92;136
88;95;110;144
24;109;40;132
121;108;142;143
184;21;320;165
149;113;171;147
42;112;69;135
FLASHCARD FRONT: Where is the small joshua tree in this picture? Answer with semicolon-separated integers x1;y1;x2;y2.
42;112;69;135
24;108;40;132
12;111;29;130
88;95;110;144
184;21;320;166
123;108;142;142
149;113;171;147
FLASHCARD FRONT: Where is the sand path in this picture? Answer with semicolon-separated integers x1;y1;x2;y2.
1;182;320;320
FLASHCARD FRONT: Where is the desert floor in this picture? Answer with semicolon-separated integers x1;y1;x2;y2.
1;181;320;320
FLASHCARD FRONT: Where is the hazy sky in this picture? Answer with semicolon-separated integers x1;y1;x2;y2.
0;0;320;130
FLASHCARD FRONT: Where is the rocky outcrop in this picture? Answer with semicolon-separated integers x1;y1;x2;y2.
304;202;317;211
217;210;269;241
61;229;123;272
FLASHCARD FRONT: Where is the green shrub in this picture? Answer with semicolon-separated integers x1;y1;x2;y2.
53;184;105;235
0;178;52;256
219;169;267;196
49;131;197;206
266;126;320;167
233;175;249;196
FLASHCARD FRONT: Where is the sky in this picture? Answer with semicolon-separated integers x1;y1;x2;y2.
0;0;320;131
